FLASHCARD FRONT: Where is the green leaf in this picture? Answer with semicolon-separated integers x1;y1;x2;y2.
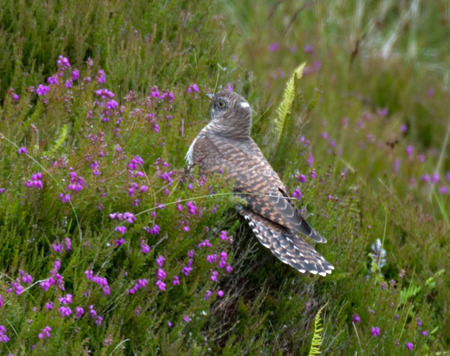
274;63;305;145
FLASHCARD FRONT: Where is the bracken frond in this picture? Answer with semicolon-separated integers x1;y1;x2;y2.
274;63;305;144
308;303;327;356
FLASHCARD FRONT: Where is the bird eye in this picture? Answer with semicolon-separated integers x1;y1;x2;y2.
216;99;227;109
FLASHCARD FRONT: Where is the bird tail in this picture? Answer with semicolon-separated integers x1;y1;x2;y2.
237;206;334;276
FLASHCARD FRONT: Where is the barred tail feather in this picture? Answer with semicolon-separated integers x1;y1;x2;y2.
237;206;334;276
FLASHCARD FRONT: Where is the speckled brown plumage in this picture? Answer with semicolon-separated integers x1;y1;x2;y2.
186;90;334;276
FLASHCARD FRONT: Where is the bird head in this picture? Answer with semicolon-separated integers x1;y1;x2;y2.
206;90;252;138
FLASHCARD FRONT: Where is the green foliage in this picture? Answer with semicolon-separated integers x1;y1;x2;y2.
274;63;305;145
308;304;327;355
0;0;449;354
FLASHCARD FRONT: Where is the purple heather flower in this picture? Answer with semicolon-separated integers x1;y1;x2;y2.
157;268;166;280
0;325;9;343
95;316;103;326
156;255;165;267
59;193;71;203
352;314;361;324
115;237;126;246
298;174;306;183
173;276;180;285
427;88;434;98
187;84;199;93
12;92;19;101
0;188;5;194
304;44;314;54
217;290;224;298
371;327;380;338
38;326;52;340
149;224;160;235
168;322;172;327
156;280;166;291
115;226;127;235
18;146;28;154
72;69;80;81
47;75;59;86
377;108;388;117
57;55;70;69
59;294;73;305
439;186;448;194
219;231;229;241
422;330;428;336
36;84;50;96
292;188;302;201
140;240;150;254
187;249;195;258
97;70;106;84
210;270;218;282
45;302;53;310
405;343;414;350
183;315;190;323
406;145;413;156
400;123;408;133
269;43;279;52
59;306;72;317
307;152;314;167
430;173;440;183
310;169;317;179
227;83;233;92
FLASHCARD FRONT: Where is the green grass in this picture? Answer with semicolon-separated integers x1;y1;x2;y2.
0;0;448;354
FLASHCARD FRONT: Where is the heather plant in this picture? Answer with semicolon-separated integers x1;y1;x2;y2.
0;0;449;354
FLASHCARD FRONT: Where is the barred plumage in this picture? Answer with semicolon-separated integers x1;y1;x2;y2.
187;90;334;276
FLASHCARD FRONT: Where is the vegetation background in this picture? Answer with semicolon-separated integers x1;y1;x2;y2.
0;0;448;354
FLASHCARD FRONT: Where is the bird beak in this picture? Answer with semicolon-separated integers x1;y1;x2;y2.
206;93;214;101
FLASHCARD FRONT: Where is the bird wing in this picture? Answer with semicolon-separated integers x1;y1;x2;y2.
237;205;334;276
196;133;326;243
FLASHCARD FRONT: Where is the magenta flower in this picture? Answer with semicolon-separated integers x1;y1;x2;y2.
405;343;414;350
307;152;314;167
422;330;428;336
156;255;165;267
210;270;218;282
183;315;190;323
76;306;84;318
38;326;52;340
97;70;106;84
187;84;199;93
227;83;233;92
352;314;361;324
36;84;50;96
140;240;150;254
217;290;224;298
47;75;59;86
115;237;126;246
269;43;279;52
219;231;229;241
12;92;19;101
59;306;72;317
292;188;302;201
45;302;53;310
115;226;127;235
173;276;180;285
57;55;71;69
18;146;28;154
371;327;380;338
59;294;73;305
207;254;218;264
304;44;314;54
59;193;71;203
157;268;166;280
156;280;166;291
0;325;9;343
72;69;80;81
